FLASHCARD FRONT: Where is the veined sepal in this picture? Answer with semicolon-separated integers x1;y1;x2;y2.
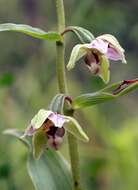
64;116;89;142
62;26;95;43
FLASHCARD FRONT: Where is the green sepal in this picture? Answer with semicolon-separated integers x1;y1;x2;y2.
31;109;53;130
64;116;89;142
32;129;48;159
99;55;110;84
49;94;73;116
49;94;67;114
67;44;87;70
64;26;95;43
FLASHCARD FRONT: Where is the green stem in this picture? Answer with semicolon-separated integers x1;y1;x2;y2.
55;0;65;33
68;133;81;190
55;0;81;189
55;0;67;93
56;41;67;93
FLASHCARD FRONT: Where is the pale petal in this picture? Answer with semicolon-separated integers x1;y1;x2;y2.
97;34;124;52
48;113;69;128
85;38;108;54
107;47;123;61
97;34;126;63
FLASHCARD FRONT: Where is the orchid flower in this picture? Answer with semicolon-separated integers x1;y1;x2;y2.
24;110;69;150
67;34;126;83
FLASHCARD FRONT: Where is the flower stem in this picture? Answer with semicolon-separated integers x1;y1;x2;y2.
55;0;67;93
55;0;81;189
68;132;81;190
56;40;67;93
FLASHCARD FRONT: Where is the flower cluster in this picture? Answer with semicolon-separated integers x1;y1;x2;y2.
23;33;127;156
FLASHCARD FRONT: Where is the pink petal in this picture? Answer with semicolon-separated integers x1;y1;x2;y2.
48;113;68;128
85;39;108;54
106;47;122;61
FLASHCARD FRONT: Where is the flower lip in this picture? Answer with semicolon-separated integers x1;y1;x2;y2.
93;53;100;64
55;127;65;137
84;52;100;75
47;126;57;136
47;126;65;150
24;110;69;137
47;127;65;138
84;52;100;65
47;135;63;150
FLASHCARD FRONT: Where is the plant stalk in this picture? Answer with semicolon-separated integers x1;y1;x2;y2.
55;0;67;93
55;0;81;189
67;132;81;190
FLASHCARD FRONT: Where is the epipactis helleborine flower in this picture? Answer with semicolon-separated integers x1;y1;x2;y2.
67;34;126;83
24;109;69;150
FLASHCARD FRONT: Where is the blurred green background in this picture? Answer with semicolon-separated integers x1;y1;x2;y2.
0;0;138;190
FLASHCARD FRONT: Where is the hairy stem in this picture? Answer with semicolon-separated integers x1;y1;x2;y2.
55;0;81;189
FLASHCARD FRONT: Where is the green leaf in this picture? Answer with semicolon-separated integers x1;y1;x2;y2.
65;26;95;43
0;23;61;41
64;116;89;142
32;130;48;159
3;129;31;149
67;44;87;70
28;149;73;190
73;92;114;109
72;78;138;109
